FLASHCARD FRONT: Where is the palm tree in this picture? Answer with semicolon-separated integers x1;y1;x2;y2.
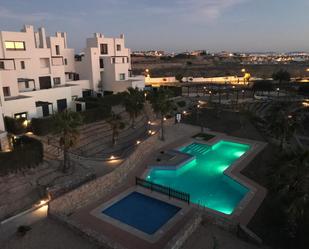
106;112;125;146
149;88;173;141
53;110;82;173
123;87;145;128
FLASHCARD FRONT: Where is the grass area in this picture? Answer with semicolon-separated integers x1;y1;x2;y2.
192;133;215;141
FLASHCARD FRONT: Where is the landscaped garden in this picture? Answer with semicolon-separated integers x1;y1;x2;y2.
182;99;309;249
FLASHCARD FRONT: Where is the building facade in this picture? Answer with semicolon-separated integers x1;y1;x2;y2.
0;25;144;151
75;33;144;94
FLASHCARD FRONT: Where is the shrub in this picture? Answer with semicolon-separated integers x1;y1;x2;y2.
162;86;182;97
175;73;184;82
298;84;309;96
0;136;43;175
81;105;112;124
4;116;27;135
177;100;186;108
31;117;56;136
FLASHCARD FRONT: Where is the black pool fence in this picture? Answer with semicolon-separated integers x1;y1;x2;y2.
135;177;190;204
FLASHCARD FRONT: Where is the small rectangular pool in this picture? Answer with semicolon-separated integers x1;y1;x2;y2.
146;140;250;215
102;192;180;235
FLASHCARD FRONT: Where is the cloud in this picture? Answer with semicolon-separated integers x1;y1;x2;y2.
0;6;82;24
174;0;251;21
99;0;252;22
0;7;54;22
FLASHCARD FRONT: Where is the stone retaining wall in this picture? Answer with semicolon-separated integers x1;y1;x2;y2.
165;212;202;249
48;131;163;216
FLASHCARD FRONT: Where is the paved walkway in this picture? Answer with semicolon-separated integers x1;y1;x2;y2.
0;205;48;244
1;218;99;249
181;223;270;249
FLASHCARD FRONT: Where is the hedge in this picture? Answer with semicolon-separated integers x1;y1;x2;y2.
77;93;124;108
81;106;112;124
160;86;182;97
4;116;27;135
0;136;43;175
177;100;186;108
31;117;56;136
31;106;112;135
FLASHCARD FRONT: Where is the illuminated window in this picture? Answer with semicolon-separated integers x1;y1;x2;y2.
14;112;27;119
5;41;25;50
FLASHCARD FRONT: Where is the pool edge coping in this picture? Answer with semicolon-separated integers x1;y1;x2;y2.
90;186;192;243
141;130;268;226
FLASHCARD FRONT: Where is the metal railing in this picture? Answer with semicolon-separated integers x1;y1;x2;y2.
135;177;190;204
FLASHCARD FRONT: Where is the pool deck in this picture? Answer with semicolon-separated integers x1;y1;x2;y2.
72;187;196;249
69;124;267;248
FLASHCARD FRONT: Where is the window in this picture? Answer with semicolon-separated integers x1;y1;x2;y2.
127;57;129;63
20;61;25;69
0;61;4;69
122;57;125;63
14;112;27;119
100;44;108;55
117;44;121;51
25;81;29;88
99;58;104;69
55;45;60;55
5;41;26;50
3;87;11;97
53;77;61;85
119;73;126;81
112;58;116;64
64;58;68;65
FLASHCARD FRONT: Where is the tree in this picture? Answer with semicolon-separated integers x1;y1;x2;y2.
123;87;145;128
53;110;82;173
149;88;173;141
252;80;273;94
106;112;125;146
267;102;302;150
271;151;309;240
175;73;184;83
272;69;291;84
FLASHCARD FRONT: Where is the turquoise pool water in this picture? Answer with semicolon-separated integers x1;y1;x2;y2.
146;140;250;215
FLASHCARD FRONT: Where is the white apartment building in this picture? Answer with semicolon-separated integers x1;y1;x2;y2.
75;33;144;95
0;25;145;151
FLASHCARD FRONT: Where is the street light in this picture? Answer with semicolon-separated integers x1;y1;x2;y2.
196;104;203;133
277;88;280;98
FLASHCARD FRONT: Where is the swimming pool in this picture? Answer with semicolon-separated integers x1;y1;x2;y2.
102;192;181;235
146;140;250;215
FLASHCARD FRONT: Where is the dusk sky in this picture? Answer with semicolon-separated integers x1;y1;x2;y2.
0;0;308;52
